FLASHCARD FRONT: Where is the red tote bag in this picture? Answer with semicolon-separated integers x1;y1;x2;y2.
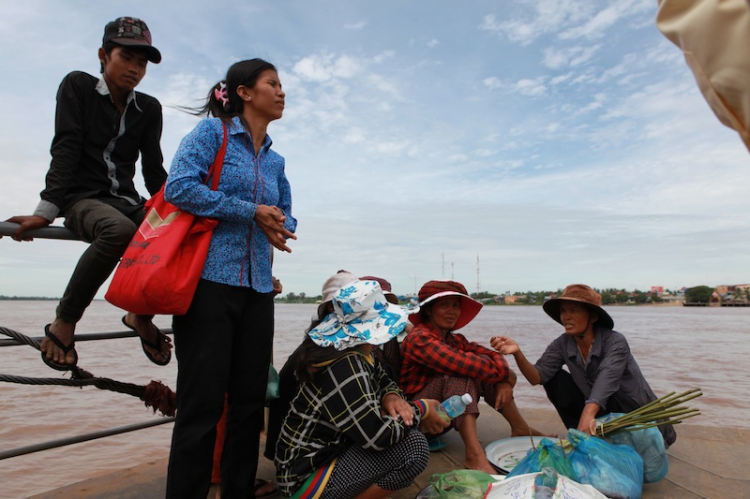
105;123;227;315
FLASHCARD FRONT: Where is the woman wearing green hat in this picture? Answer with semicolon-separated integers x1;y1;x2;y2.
491;284;676;447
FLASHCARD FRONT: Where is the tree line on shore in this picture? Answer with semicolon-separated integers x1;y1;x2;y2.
2;285;743;305
274;285;744;305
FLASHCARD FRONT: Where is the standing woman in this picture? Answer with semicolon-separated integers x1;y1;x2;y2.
164;58;297;499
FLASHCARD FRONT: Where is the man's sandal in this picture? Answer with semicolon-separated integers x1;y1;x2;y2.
40;324;78;371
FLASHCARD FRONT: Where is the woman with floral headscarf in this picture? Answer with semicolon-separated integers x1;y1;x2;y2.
400;280;543;474
275;277;447;499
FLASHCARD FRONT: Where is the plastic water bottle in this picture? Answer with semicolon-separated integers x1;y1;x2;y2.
435;393;473;422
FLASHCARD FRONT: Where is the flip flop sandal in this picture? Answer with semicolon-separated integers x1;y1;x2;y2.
121;316;172;366
40;323;78;371
427;436;448;452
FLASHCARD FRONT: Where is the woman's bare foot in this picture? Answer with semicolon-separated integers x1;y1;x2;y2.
464;451;497;474
40;319;77;366
456;413;497;474
255;479;277;496
123;313;172;363
501;400;556;438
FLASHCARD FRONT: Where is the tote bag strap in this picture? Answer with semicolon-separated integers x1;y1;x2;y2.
205;122;228;191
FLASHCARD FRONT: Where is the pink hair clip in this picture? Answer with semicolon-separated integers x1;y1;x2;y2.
214;81;229;108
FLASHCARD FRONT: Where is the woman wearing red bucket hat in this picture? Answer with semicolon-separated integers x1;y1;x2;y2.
491;284;676;447
400;280;544;474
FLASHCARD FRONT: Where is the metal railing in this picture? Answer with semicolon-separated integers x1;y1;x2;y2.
0;326;176;461
1;221;177;461
0;328;172;348
0;418;175;460
0;325;176;461
0;221;78;241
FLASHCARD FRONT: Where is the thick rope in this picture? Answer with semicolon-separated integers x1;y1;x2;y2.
0;326;42;349
0;326;176;416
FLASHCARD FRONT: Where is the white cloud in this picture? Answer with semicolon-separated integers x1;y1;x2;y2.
372;50;396;64
480;0;595;46
549;73;573;85
559;3;630;40
342;127;366;144
366;74;404;100
483;76;547;96
481;0;653;47
483;76;503;90
542;44;601;69
293;53;363;82
475;148;497;158
514;77;547;96
344;21;367;30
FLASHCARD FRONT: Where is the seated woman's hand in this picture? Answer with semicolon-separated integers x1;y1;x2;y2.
490;336;519;355
419;399;451;435
381;393;415;426
493;381;514;411
578;415;597;436
578;403;601;436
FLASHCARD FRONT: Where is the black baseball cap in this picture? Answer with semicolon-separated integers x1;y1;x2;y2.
103;17;161;64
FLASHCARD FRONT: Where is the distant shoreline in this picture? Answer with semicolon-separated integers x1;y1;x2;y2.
4;298;747;308
0;296;60;301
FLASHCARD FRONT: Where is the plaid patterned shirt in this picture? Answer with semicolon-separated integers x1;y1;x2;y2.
399;323;510;396
275;351;427;497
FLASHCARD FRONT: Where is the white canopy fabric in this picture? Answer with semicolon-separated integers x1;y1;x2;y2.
657;0;750;153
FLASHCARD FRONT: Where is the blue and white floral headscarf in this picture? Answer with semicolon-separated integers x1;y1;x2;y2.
307;279;419;351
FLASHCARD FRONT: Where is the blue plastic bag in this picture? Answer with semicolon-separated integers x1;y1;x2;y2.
506;438;578;481
568;429;644;499
597;413;669;483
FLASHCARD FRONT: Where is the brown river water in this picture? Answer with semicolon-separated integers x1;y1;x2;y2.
1;301;748;498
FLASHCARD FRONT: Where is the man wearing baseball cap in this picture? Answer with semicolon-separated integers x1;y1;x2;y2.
5;17;169;371
102;16;162;63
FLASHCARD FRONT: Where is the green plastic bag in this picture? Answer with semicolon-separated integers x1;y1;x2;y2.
429;469;496;498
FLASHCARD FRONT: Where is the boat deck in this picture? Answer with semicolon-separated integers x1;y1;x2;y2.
27;408;749;498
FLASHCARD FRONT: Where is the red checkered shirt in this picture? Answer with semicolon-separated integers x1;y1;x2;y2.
399;322;510;396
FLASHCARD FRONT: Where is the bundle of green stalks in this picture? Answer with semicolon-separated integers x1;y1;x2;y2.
551;388;702;451
592;388;702;436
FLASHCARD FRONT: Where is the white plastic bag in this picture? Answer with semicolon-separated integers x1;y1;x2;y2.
484;469;606;499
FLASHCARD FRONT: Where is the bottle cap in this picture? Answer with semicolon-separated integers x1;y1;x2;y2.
461;393;473;404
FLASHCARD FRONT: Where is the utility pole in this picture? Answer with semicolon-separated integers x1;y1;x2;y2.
441;253;445;279
451;261;454;280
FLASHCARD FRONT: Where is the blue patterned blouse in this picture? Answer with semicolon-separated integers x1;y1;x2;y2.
165;116;296;292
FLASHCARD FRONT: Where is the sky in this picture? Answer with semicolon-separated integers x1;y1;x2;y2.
1;0;749;299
